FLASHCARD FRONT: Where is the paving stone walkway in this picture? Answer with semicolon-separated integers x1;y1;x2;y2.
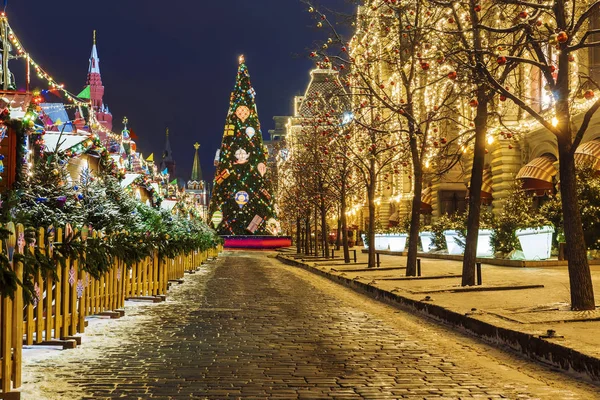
21;251;600;399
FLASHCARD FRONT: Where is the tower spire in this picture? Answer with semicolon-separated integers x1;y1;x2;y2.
163;128;173;162
89;31;100;74
191;142;203;182
160;127;176;177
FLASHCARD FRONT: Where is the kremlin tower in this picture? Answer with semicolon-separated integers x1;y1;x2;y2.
160;128;176;178
186;142;210;220
75;31;113;135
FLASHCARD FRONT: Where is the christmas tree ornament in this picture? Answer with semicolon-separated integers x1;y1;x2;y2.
235;191;249;208
257;162;267;177
246;127;256;139
235;106;251;122
247;215;264;233
211;211;223;227
215;168;231;184
224;124;235;136
56;196;67;208
235;148;250;164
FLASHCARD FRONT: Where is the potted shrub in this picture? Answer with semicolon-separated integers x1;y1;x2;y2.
419;227;434;253
367;217;409;252
515;224;554;260
432;214;466;255
475;207;495;257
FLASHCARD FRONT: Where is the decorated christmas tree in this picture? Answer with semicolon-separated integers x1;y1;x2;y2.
209;56;278;236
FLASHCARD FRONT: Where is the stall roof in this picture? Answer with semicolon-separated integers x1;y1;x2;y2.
44;132;90;153
120;173;141;188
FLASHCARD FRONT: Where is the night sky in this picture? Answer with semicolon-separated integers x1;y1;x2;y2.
6;0;349;182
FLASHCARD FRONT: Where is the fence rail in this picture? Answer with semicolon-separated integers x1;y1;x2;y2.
0;223;221;399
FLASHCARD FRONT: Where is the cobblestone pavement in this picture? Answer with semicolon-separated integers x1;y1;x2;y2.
21;251;600;399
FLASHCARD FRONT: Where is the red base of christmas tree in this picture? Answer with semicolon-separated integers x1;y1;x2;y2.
222;235;292;249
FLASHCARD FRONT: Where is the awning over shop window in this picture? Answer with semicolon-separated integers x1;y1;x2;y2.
575;139;600;170
420;186;433;214
516;155;557;196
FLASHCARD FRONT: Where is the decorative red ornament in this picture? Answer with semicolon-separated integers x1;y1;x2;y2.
474;4;481;12
447;17;455;24
508;145;513;149
440;138;447;144
584;90;595;100
448;71;457;80
550;65;556;73
519;11;528;19
341;46;347;52
499;95;507;102
470;99;479;107
421;62;430;70
568;55;575;62
536;19;543;27
497;56;507;65
506;133;513;139
557;31;568;43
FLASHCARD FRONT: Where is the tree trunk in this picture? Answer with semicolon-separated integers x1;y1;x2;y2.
367;168;377;268
304;217;310;255
406;137;422;276
296;216;301;254
553;17;595;310
314;206;319;256
320;197;329;259
336;217;342;250
558;149;596;310
341;175;350;263
462;87;487;286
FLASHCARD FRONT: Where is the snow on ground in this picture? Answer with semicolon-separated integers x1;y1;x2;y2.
20;266;210;400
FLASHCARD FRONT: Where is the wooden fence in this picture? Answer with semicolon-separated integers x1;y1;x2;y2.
0;223;221;399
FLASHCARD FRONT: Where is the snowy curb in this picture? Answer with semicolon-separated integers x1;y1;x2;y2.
277;254;600;382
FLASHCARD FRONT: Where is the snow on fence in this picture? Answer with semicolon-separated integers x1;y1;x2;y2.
0;223;221;399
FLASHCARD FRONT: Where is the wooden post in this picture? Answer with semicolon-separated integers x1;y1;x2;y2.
11;224;24;388
1;290;13;393
34;271;43;344
39;228;52;342
55;228;63;338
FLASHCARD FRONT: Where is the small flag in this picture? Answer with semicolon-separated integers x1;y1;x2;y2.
146;153;154;162
161;168;168;175
77;85;91;99
129;128;139;140
170;179;177;185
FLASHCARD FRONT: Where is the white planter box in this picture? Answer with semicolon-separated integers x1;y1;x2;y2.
443;230;464;255
419;232;434;253
477;229;494;257
373;234;408;252
515;226;554;260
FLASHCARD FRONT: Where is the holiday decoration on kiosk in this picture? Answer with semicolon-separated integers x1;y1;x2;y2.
208;55;278;235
